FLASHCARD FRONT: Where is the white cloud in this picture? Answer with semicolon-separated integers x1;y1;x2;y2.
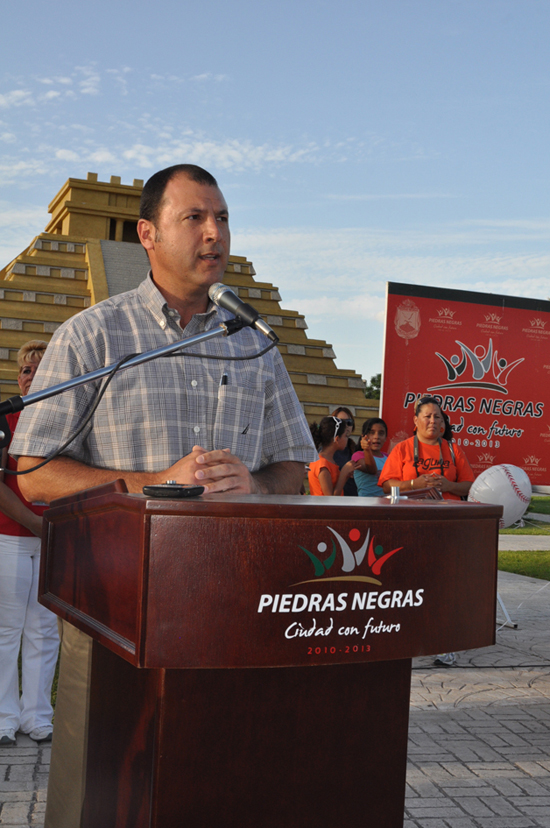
42;90;61;101
324;192;456;201
88;149;116;164
0;132;16;143
55;149;80;161
107;67;132;96
0;159;49;184
122;143;155;167
77;66;100;96
0;204;49;267
191;73;228;82
120;137;322;172
0;89;34;109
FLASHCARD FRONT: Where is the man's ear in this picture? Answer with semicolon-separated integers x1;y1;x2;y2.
138;219;155;250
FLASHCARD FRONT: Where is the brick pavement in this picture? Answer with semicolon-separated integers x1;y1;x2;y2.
0;735;48;826
1;571;549;826
407;570;550;828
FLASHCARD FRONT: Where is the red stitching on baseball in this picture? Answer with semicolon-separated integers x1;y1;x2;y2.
503;465;530;505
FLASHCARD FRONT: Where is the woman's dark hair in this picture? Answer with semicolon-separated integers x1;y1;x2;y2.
330;406;357;452
414;395;442;416
140;164;219;225
361;417;388;437
441;410;453;441
331;405;355;430
310;416;347;450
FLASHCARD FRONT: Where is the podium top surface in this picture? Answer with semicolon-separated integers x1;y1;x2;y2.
48;488;503;522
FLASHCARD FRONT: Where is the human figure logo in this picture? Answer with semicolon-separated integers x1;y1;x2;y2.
297;526;403;586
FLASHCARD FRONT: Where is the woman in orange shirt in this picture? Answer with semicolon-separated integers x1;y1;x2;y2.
308;416;359;496
379;396;474;501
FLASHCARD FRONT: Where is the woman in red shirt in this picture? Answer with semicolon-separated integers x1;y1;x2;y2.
0;341;59;746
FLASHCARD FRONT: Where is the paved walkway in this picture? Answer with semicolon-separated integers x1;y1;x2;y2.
408;570;550;828
499;513;550;551
1;570;549;827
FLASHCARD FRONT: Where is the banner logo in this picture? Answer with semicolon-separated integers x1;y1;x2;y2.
297;527;403;586
530;318;546;329
394;299;420;343
438;307;455;319
429;338;524;394
478;452;496;463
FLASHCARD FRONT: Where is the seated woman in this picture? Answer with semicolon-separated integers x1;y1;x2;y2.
378;396;474;500
0;341;59;746
308;416;358;496
351;418;389;497
379;396;474;667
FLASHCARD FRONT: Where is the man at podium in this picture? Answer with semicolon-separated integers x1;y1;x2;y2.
12;164;316;828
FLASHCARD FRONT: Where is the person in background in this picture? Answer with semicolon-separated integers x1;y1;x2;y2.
352;418;389;497
379;396;473;500
309;416;359;496
378;396;474;669
331;406;358;496
0;341;59;746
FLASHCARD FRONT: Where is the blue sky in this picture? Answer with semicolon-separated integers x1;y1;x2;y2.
2;0;550;383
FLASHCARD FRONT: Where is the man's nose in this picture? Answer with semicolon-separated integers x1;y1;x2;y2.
203;214;223;241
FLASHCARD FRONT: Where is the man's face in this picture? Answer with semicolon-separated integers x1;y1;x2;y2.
138;174;230;297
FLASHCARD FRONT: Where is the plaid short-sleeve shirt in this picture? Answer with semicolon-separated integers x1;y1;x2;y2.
11;275;316;474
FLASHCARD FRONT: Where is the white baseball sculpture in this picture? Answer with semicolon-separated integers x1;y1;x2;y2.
468;464;532;528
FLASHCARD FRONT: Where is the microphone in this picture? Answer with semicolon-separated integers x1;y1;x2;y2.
208;283;278;342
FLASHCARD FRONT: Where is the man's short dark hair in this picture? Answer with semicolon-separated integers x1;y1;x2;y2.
139;164;219;225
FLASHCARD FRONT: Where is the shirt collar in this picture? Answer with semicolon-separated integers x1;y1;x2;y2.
138;272;219;331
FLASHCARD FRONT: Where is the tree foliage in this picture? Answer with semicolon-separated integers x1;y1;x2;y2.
364;373;381;399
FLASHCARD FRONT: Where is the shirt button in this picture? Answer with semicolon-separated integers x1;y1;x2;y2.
193;426;201;433
191;380;198;387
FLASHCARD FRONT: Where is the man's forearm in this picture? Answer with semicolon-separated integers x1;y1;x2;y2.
17;456;165;504
251;460;306;495
17;455;307;503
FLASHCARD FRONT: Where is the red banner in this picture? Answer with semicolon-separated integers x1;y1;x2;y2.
381;283;550;485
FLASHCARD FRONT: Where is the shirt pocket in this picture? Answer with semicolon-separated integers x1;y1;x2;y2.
213;385;265;471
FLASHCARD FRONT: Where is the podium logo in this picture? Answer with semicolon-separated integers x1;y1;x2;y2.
297;527;403;586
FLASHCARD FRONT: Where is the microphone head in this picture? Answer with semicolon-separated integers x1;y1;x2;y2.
208;282;230;305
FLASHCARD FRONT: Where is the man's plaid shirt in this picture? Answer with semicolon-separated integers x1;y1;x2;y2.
11;275;316;473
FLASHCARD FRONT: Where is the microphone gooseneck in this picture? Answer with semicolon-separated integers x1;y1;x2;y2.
208;283;278;343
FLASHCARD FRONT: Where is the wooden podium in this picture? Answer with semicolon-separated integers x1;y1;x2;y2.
41;487;501;828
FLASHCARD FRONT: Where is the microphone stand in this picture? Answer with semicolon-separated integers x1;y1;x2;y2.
0;317;245;446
